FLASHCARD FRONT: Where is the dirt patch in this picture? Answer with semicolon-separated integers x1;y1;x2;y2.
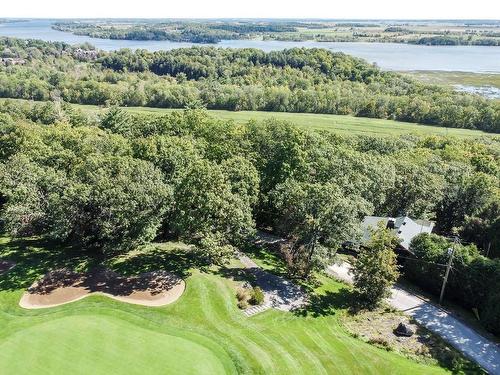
19;268;185;309
0;260;15;275
343;308;485;373
344;309;426;353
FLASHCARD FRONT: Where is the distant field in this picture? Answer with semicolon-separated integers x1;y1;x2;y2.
82;104;494;139
2;98;495;138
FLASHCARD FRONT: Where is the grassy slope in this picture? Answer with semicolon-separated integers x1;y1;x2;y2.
78;104;493;139
0;237;449;375
1;98;494;138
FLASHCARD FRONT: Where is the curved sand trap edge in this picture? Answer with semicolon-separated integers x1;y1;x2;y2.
19;270;185;309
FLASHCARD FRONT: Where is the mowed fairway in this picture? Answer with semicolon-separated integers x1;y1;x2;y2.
60;100;495;138
121;107;494;138
0;239;451;375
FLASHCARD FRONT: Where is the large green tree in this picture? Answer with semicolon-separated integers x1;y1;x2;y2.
0;154;171;254
352;222;400;307
170;159;255;263
271;179;369;278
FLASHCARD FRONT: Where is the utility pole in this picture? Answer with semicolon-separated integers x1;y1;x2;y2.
439;236;458;305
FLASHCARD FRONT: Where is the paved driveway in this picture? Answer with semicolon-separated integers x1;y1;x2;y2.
327;262;500;375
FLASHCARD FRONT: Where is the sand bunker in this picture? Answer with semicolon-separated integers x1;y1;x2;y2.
0;260;15;275
19;268;185;309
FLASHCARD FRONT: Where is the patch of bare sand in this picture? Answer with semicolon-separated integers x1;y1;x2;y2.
19;269;185;309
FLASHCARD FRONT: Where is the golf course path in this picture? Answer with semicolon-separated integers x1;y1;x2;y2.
327;262;500;375
238;252;306;312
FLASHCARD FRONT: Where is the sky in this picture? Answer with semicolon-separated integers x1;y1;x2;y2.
1;0;499;19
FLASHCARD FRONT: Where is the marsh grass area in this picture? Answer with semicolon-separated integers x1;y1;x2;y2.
0;235;482;374
406;71;500;96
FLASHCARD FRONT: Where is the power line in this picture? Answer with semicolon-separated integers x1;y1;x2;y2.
397;255;448;267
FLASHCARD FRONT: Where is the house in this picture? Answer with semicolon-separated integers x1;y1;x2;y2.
0;57;27;66
361;216;434;252
73;49;99;60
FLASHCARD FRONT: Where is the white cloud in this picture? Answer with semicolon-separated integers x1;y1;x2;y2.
1;0;499;19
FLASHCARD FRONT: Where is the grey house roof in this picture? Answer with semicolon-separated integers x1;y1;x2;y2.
361;216;434;251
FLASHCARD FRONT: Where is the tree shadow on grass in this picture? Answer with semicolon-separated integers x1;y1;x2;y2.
293;287;361;318
210;266;256;284
412;322;486;374
241;242;288;277
0;236;94;292
0;237;200;292
108;243;202;279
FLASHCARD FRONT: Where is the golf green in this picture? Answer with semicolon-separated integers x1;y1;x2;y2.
0;314;232;375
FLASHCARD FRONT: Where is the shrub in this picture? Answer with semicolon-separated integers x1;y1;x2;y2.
482;290;500;335
249;286;265;305
367;337;392;351
236;288;249;302
237;300;249;310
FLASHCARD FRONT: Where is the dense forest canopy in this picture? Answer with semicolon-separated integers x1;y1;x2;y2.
0;96;499;332
1;99;498;257
1;38;499;132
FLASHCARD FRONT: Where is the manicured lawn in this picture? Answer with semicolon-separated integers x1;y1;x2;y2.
0;237;451;374
0;315;231;375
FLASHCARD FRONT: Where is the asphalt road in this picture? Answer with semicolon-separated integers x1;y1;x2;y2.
327;262;500;375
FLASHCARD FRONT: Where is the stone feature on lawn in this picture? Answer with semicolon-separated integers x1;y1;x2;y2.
19;268;185;309
395;322;415;337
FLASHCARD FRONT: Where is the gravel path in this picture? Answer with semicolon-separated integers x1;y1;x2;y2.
238;253;306;312
327;261;500;375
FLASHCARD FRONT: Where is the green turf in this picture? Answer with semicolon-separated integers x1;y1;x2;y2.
0;315;230;375
1;98;494;138
115;106;494;138
0;237;453;374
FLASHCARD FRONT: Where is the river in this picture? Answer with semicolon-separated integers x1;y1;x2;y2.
1;19;500;73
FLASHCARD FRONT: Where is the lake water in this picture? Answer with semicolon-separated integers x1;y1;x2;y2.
1;19;500;73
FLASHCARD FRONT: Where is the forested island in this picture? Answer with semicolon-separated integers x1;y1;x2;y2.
53;20;296;43
53;19;500;46
0;38;499;132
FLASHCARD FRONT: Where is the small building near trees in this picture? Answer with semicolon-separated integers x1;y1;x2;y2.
0;57;26;66
361;216;435;252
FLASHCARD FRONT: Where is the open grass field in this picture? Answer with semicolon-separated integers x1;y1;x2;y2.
0;236;456;375
72;102;494;139
2;98;495;138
